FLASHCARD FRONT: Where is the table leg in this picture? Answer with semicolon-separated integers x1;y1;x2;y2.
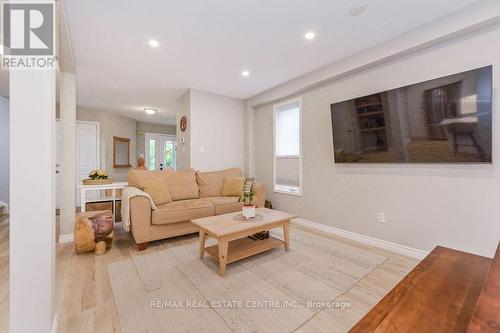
283;222;290;251
218;240;229;276
199;229;206;258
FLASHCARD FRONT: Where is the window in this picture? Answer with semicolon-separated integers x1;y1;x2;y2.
273;99;302;195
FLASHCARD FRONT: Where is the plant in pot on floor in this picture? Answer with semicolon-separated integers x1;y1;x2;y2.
239;191;256;219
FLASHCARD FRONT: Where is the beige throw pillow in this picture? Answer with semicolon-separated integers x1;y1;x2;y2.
140;178;172;205
222;177;245;197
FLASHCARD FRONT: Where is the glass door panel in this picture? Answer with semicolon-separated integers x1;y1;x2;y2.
145;133;177;171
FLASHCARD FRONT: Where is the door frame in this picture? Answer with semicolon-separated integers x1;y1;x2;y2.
144;132;177;171
55;119;100;207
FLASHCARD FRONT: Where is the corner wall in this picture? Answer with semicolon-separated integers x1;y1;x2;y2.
0;96;9;205
175;89;246;172
250;25;500;258
190;89;245;172
176;90;191;170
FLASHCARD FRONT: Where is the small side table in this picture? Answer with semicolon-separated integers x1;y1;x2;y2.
77;182;128;221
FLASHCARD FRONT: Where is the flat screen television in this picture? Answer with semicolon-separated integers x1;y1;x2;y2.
330;66;492;163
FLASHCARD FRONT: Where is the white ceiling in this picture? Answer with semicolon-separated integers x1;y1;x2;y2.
65;0;479;124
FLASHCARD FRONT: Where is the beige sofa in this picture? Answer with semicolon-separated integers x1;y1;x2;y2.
127;167;266;250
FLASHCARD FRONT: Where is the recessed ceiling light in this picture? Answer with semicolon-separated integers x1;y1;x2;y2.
241;70;250;77
148;39;159;48
349;5;367;17
144;108;157;115
304;32;316;40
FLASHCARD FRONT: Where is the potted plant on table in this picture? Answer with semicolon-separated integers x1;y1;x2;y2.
83;169;112;185
239;191;256;219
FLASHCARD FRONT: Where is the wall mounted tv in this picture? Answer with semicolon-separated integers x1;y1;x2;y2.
330;66;492;163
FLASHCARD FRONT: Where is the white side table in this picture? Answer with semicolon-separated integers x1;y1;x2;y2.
77;182;128;221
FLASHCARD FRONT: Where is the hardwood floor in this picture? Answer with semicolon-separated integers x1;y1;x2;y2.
0;218;419;333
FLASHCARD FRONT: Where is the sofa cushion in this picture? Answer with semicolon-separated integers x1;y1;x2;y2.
139;178;172;205
196;168;243;197
128;169;173;188
222;177;245;197
164;169;199;201
200;197;243;215
152;199;214;225
129;169;198;201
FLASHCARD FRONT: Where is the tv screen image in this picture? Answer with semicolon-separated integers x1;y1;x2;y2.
330;66;492;163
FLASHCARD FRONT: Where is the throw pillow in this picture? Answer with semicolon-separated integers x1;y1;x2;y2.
222;177;246;197
139;178;172;205
243;177;255;194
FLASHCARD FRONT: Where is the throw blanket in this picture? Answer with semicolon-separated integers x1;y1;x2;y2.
121;186;157;232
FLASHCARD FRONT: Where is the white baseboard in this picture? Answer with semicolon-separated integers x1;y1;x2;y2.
58;233;74;243
293;218;428;260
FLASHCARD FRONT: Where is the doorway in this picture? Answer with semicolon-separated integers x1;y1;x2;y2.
144;133;177;171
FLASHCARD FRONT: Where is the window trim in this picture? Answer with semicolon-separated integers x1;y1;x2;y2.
273;97;303;196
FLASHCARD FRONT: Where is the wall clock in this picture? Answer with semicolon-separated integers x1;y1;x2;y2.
180;116;188;132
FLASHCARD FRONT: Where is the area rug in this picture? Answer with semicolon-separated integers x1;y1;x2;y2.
108;227;386;333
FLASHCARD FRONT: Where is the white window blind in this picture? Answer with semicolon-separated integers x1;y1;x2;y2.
275;103;300;156
274;100;302;195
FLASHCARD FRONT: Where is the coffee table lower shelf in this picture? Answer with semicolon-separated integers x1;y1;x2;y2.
205;236;284;265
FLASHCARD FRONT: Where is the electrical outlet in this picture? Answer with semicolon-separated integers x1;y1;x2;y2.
377;212;386;224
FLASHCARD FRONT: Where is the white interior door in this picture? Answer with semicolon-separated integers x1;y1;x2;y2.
76;122;99;206
55;121;99;208
145;133;177;171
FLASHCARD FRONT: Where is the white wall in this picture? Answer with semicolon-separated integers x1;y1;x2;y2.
59;73;77;236
176;90;191;170
10;67;57;333
190;89;245;172
0;96;9;205
250;25;500;258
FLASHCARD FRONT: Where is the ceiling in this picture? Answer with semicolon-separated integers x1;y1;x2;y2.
64;0;479;124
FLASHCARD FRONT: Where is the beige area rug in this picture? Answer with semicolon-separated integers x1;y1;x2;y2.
108;228;387;333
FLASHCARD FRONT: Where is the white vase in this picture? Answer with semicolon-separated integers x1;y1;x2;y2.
242;205;256;219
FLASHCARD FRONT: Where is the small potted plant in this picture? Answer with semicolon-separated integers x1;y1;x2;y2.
239;191;256;219
83;169;112;185
89;169;109;180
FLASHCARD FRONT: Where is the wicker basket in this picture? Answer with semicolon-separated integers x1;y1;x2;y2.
82;178;113;185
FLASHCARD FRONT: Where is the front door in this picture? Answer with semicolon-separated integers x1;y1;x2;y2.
145;133;177;171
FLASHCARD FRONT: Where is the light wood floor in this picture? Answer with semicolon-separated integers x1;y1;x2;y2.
0;217;419;333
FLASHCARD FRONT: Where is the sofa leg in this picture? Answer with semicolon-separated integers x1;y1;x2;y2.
137;242;148;251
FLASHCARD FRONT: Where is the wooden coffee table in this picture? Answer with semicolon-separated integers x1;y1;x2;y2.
191;208;295;276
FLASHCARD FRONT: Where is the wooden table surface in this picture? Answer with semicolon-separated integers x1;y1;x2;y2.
191;207;295;237
466;243;500;333
349;246;492;333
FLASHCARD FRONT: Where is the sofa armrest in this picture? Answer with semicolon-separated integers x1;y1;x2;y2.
253;182;266;208
130;196;152;244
